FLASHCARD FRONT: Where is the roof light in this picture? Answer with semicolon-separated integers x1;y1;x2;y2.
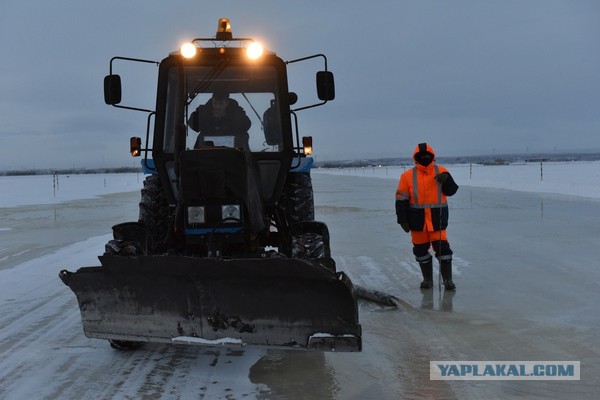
180;42;197;58
246;42;264;60
216;18;233;40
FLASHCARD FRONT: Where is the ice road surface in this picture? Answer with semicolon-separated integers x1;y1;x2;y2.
1;161;599;399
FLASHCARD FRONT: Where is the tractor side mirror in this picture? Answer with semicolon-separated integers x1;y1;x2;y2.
104;75;122;105
316;71;335;101
130;136;141;157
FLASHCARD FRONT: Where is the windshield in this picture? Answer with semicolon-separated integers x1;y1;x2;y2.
163;64;283;154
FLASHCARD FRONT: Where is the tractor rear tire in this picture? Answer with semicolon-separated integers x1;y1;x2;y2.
138;174;169;254
281;172;314;223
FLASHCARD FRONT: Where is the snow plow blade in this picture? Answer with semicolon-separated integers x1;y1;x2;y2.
59;255;361;352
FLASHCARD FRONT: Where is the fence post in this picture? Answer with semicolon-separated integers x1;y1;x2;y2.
53;172;59;196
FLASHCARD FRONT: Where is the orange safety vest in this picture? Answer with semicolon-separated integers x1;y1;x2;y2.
396;163;450;232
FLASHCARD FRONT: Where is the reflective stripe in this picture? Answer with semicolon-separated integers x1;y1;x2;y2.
410;203;448;209
396;190;410;200
412;167;419;204
410;165;446;208
416;254;433;263
437;254;452;261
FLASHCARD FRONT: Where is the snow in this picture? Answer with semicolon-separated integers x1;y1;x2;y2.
1;163;599;399
310;333;357;338
0;172;144;208
1;161;598;210
0;232;270;399
315;160;600;200
172;336;244;346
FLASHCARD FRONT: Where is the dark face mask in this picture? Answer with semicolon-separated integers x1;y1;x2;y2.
415;152;433;166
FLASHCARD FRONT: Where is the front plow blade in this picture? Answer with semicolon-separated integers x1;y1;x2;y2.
59;255;361;352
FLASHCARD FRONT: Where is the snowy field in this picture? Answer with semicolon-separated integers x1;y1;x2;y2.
1;162;599;399
316;160;600;200
2;160;599;209
0;172;145;208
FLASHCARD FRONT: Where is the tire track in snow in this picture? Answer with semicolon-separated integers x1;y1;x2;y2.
0;233;272;400
1;281;265;398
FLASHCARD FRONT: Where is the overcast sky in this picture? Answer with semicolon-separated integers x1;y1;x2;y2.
1;0;598;169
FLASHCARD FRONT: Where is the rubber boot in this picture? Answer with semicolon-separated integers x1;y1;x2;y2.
419;259;433;289
440;260;456;291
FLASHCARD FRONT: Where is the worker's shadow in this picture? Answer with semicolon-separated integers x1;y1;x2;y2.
420;288;455;312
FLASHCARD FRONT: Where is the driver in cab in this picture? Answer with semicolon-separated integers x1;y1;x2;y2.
188;88;251;150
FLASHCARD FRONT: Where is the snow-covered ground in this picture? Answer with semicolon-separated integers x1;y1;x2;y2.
2;160;599;210
1;163;599;399
0;172;145;208
316;160;600;200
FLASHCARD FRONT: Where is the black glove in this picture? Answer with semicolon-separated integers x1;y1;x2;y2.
435;172;449;184
400;222;410;233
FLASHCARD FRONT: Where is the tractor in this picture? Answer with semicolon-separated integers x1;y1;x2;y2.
60;19;361;352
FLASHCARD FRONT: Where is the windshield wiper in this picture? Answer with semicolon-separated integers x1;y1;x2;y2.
186;59;229;105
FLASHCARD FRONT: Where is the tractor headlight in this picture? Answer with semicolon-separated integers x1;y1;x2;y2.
187;206;205;224
180;42;197;58
246;42;264;60
221;204;241;222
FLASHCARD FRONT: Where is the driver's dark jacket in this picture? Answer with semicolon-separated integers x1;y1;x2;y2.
188;99;251;149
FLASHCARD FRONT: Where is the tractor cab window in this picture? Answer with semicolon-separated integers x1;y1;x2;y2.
162;65;283;154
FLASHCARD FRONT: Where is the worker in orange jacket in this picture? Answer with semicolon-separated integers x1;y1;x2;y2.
395;143;459;290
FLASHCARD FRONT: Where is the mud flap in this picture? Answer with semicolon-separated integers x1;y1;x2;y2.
59;255;361;352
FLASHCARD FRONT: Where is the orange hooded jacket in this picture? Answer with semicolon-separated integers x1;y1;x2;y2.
395;143;458;232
